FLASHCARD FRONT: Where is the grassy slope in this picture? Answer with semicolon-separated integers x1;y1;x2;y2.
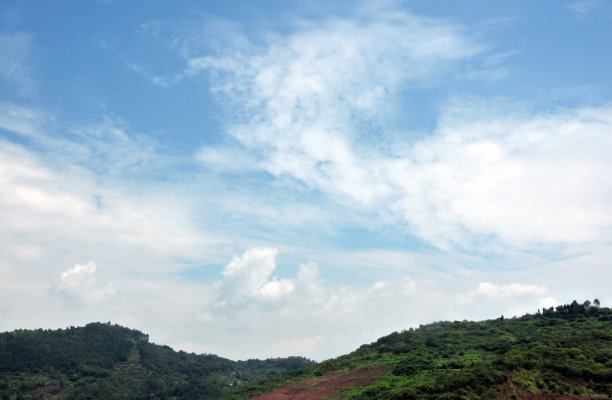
224;301;612;400
0;323;313;400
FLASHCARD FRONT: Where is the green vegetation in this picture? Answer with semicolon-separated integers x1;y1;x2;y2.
2;301;610;399
224;300;612;400
0;322;313;400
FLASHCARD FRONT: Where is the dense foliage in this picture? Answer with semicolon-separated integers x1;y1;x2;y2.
2;301;610;400
0;323;313;400
225;300;612;400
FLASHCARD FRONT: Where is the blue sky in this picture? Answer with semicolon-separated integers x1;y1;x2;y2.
1;0;611;360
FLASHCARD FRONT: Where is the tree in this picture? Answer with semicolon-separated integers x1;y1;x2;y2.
593;299;601;308
583;300;591;308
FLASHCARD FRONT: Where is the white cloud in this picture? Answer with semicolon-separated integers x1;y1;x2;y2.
125;7;612;255
215;248;325;308
53;262;116;304
215;247;290;305
201;247;427;359
503;296;559;318
2;3;610;363
0;103;170;179
474;282;546;299
537;297;559;310
456;281;557;319
393;104;612;249
164;7;612;252
183;11;481;207
0;111;210;263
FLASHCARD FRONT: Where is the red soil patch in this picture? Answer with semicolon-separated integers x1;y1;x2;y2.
249;365;390;400
24;377;71;400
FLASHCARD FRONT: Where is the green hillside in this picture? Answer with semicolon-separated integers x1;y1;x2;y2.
225;300;612;400
0;323;313;400
2;301;610;400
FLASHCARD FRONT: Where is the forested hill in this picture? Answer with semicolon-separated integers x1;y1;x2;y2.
0;322;313;400
2;302;611;400
225;300;612;400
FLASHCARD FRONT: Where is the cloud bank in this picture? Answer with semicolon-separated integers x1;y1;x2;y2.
0;1;610;361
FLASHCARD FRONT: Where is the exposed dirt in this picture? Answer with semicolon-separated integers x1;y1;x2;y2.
23;374;71;400
497;377;605;400
113;361;148;382
498;387;606;400
506;396;605;400
248;365;390;400
498;376;511;398
497;372;608;400
26;385;70;400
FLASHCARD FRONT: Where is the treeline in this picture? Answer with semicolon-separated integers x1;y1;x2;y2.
0;322;314;400
541;298;601;315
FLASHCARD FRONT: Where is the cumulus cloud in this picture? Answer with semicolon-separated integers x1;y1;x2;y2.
197;245;603;360
215;247;322;307
215;247;289;305
53;262;115;304
203;247;425;358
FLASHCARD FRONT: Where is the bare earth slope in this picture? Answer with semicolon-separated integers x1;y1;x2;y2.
250;365;389;400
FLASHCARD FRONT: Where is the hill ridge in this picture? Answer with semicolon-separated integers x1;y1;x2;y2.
224;300;612;400
0;322;314;399
1;301;610;399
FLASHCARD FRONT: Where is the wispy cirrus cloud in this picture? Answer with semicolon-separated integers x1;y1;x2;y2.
0;32;37;96
0;102;48;137
566;0;602;15
175;9;483;210
151;7;612;252
0;109;211;270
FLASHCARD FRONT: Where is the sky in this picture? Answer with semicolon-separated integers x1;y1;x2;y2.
0;0;611;361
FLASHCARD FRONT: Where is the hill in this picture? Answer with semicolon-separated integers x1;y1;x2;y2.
2;301;610;400
0;322;313;400
224;300;612;400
